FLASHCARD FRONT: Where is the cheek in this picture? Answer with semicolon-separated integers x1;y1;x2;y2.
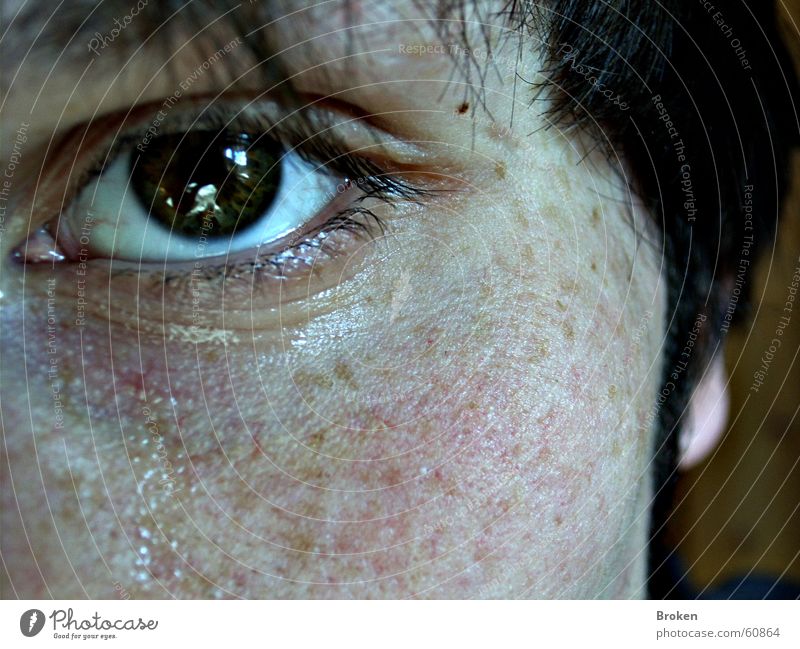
3;192;662;597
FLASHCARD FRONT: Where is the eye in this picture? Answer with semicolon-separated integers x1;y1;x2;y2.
11;99;432;329
70;129;340;263
15;100;426;274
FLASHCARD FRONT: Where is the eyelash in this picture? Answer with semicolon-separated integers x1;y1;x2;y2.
54;99;427;283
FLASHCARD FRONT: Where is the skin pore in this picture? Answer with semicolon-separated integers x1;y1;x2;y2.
1;1;666;598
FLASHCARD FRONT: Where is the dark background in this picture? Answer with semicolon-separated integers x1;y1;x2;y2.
670;1;800;592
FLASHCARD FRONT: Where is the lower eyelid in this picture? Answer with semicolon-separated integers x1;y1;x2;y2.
48;218;379;335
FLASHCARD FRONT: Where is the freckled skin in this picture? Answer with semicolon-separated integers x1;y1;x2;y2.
1;2;666;599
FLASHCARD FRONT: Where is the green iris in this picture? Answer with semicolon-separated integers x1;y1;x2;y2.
131;131;283;238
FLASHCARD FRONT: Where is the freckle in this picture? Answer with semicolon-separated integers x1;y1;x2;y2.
200;348;221;364
233;571;249;589
528;338;549;359
591;207;601;227
457;101;469;114
307;431;325;451
304;466;327;484
521;243;535;263
334;361;358;389
554;514;563;526
293;369;334;390
555;299;567;312
559;279;578;294
494;161;506;180
562;321;575;341
608;384;617;399
590;260;597;272
288;531;316;555
467;401;478;410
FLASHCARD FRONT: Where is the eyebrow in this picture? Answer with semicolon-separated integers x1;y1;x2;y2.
4;0;536;120
7;1;269;65
4;0;550;137
8;0;529;72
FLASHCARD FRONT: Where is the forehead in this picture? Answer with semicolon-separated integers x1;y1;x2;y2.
2;0;543;148
5;0;521;63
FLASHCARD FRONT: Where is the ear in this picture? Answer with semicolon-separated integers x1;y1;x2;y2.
678;353;730;470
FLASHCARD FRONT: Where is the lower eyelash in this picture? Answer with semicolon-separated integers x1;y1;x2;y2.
148;206;383;289
29;99;432;296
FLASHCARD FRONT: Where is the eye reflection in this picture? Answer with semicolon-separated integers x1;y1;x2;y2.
131;131;283;238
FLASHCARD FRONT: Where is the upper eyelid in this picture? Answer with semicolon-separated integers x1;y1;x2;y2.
71;97;288;181
16;93;437;263
42;97;323;219
68;94;427;188
68;95;430;224
53;97;437;234
16;99;428;268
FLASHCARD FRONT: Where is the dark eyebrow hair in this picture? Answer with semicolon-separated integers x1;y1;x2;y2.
6;1;483;62
1;0;310;112
6;0;515;77
5;0;533;122
6;1;264;65
5;0;510;112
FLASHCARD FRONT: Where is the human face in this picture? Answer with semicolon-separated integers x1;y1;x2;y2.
0;0;666;598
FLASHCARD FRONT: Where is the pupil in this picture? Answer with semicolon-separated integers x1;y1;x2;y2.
131;131;283;238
